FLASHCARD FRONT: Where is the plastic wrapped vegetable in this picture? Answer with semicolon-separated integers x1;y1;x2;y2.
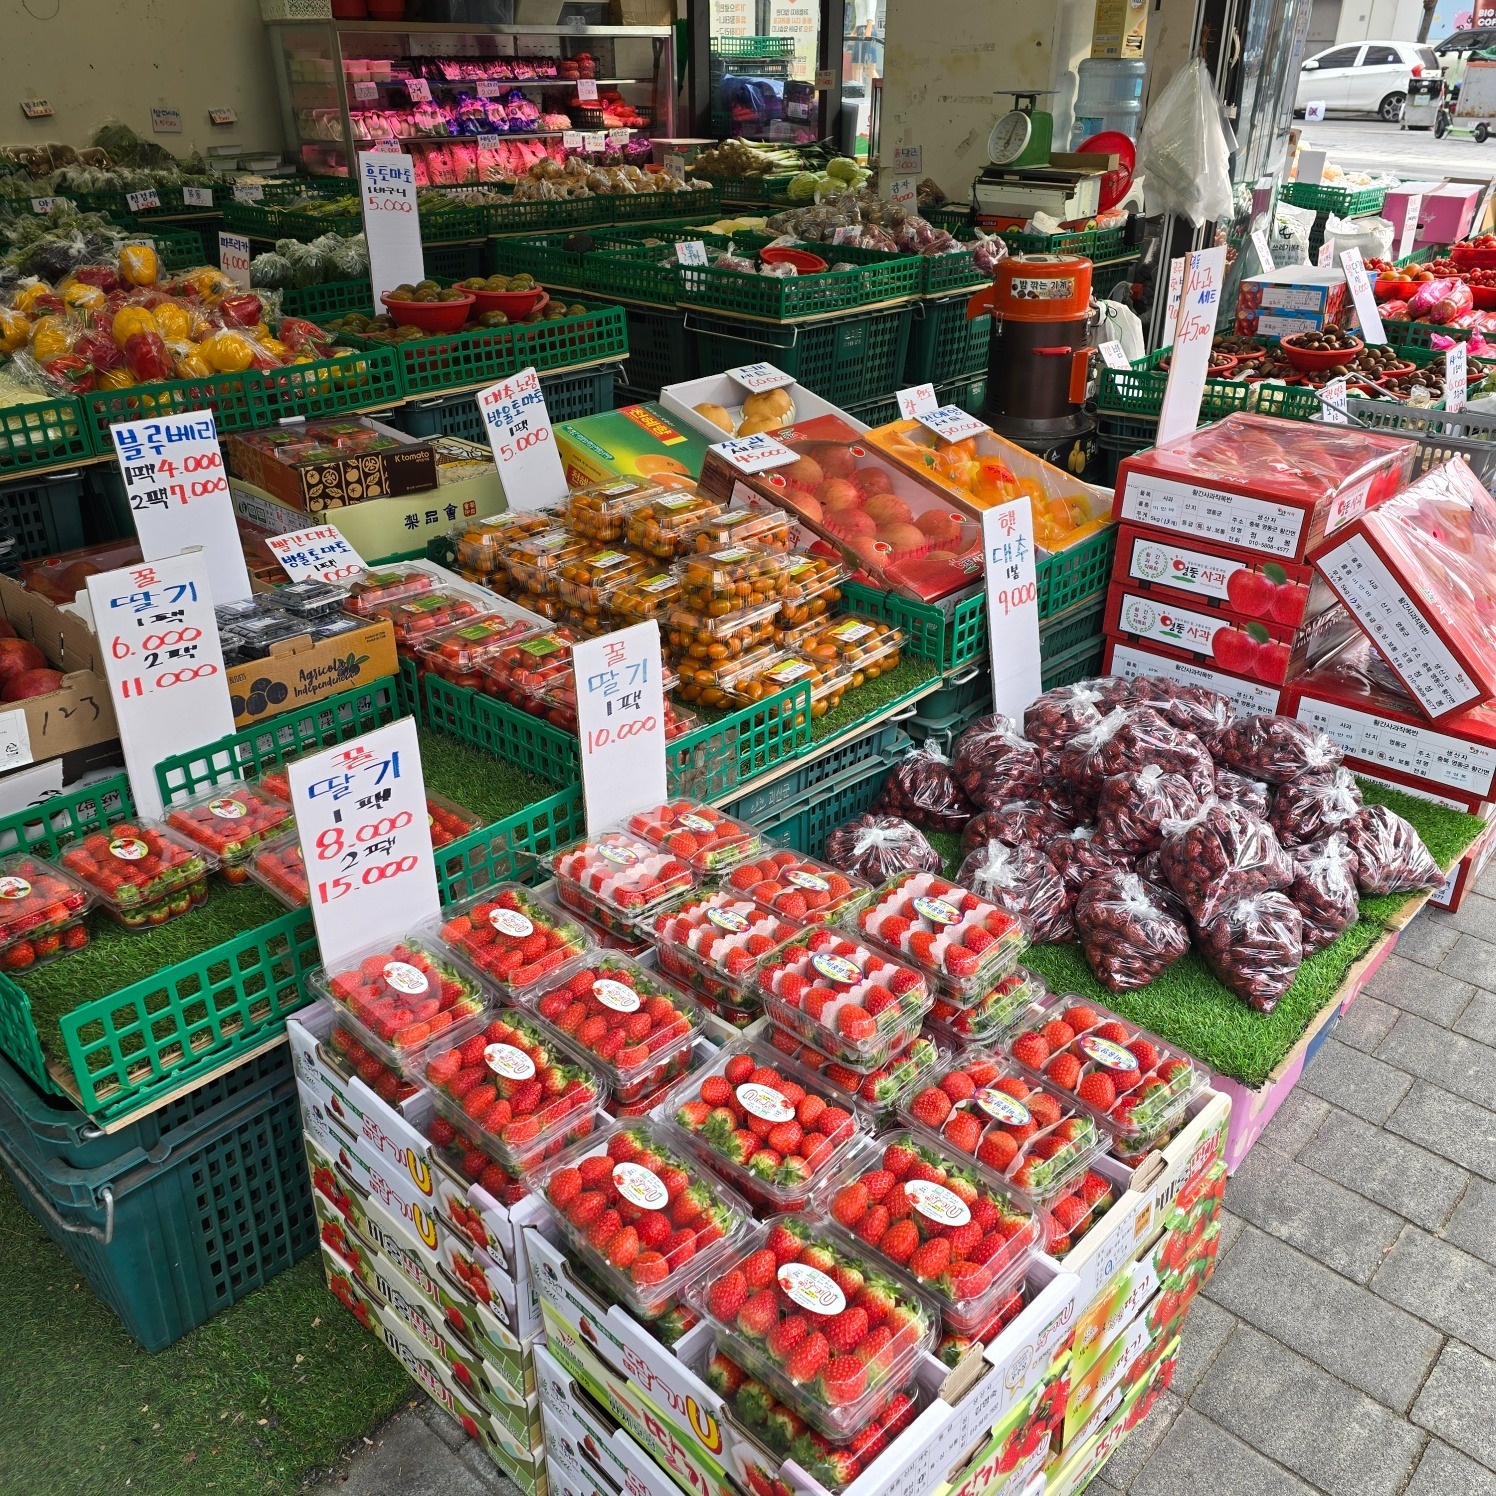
873;741;974;832
250;251;294;290
1047;825;1136;898
824;813;942;883
1094;766;1203;855
1196;893;1304;1012
1213;714;1342;785
1213;769;1270;820
1290;834;1360;954
1158;800;1294;924
1268;767;1363;848
1058;706;1215;797
956;838;1073;945
1074;871;1191;992
1346;804;1441;895
960;799;1068;856
951;714;1042;808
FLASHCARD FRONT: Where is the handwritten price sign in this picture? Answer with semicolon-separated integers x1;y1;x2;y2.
287;718;439;968
916;405;990;443
109;408;252;605
87;553;235;820
982;499;1041;720
267;524;368;585
727;362;797;394
573;622;667;830
358;150;425;304
476;365;568;510
1157;245;1227;447
711;432;798;474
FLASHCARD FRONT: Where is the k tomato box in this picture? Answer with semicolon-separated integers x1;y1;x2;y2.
1113;414;1416;564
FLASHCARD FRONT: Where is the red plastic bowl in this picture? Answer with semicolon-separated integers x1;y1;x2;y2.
468;286;550;319
1452;243;1496;271
759;246;828;274
1281;332;1364;371
1470;284;1496;310
381;291;474;331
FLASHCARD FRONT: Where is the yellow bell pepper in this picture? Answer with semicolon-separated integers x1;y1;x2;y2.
256;337;289;360
152;302;192;342
199;329;256;374
112;306;158;348
98;368;136;390
59;281;104;313
118;243;159;288
174;349;213;378
189;268;234;300
0;308;28;355
12;282;53;313
29;316;73;363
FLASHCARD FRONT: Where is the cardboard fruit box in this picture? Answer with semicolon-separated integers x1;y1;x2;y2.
226;616;397;729
555;403;716;487
1101;637;1295;718
223;417;439;510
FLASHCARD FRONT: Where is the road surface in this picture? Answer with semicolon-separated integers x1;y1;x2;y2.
1294;116;1496;182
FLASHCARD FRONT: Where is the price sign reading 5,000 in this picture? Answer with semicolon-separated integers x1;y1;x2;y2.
287;718;440;968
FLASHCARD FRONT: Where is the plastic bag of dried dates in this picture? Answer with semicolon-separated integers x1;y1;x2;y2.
1023;680;1111;752
959;799;1070;855
1197;891;1304;1012
1074;870;1192;991
1047;825;1136;899
1269;767;1363;848
825;813;943;883
1213;768;1271;820
1290;833;1361;954
956;838;1074;944
1346;804;1442;896
1158;799;1294;924
951;714;1043;809
873;741;974;833
1039;776;1097;828
1128;677;1237;744
1059;706;1216;797
1094;765;1204;855
1213;714;1342;785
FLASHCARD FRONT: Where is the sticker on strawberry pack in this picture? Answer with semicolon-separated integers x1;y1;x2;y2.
430;882;588;996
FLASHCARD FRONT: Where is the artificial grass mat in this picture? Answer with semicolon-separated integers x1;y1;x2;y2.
0;1167;410;1495
810;657;940;742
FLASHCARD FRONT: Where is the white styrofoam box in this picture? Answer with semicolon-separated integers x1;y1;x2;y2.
660;372;869;443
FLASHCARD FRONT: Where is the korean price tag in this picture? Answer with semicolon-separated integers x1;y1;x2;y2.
916;405;991;443
664;152;686;178
1157;245;1227;447
287;718;440;968
889;175;917;209
353;81;378;102
86;553;235;821
573;622;668;831
1446;340;1468;413
209;107;237;126
476;365;567;510
563;130;585;150
584;132;607;153
711;432;798;474
982;499;1041;720
218;231;252;289
727;363;796;394
109;408;252;606
1317;239;1335;268
1251;227;1274;273
1164;255;1186;333
231;183;264;204
608;128;631;147
267;525;368;585
405;77;432;102
29;197;61;215
1319;376;1349;425
896;383;938;418
1098;340;1131;370
1339;247;1385;345
577;78;599;102
477;80;502;99
1398;194;1423;259
183;185;213;208
892;145;922;174
675;240;708;265
151;107;182;134
358;150;425;305
126;188;161;213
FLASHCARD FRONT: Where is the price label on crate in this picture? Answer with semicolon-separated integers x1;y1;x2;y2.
267;524;368;585
126;188;161;213
353;81;379;102
1251;227;1274;273
1319;376;1349;425
218;230;252;289
87;552;235;822
577;78;600;102
608;128;631;147
982;499;1041;721
574;622;668;832
358;150;425;306
405;78;432;102
893;145;922;174
183;185;213;208
675;240;707;265
1158;245;1227;447
1339;247;1385;346
896;383;938;418
287;718;440;968
477;80;502;98
1446;340;1468;413
29;197;61;214
711;432;798;474
476;365;568;511
109;408;253;607
889;175;917;209
727;362;796;394
916;405;990;443
232;183;264;204
664;152;686;178
563;130;585;150
1098;340;1131;371
473;135;501;150
584;132;607;153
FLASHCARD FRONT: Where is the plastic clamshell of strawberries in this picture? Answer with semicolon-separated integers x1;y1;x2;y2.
649;887;803;1008
0;853;93;946
552;831;697;921
326;1012;421;1102
625;800;762;874
1004;990;1203;1162
659;1033;871;1212
162;780;294;865
723;848;874;927
422;881;590;998
531;1115;753;1320
58;821;216;914
684;1213;939;1441
245;831;308;909
922;966;1047;1049
526;952;703;1102
811;1127;1044;1334
768;1026;945;1118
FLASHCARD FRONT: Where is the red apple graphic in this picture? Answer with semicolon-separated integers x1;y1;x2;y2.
1210;626;1259;674
1269;581;1311;626
1225;567;1275;617
1254;639;1292;683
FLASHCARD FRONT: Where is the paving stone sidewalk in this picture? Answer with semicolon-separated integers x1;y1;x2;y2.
313;891;1496;1495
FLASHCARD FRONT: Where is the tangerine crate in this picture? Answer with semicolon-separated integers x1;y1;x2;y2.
840;581;988;673
0;395;95;477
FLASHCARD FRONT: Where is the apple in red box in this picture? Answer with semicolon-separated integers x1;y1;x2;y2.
2;668;64;702
1102;637;1295;717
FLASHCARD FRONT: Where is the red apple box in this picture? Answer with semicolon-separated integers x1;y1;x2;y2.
1113;413;1417;564
1427;809;1496;912
1102;637;1295;718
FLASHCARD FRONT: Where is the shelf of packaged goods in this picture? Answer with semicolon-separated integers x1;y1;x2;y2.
348;77;643;89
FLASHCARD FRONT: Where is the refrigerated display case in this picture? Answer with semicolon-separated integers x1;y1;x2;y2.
265;19;678;179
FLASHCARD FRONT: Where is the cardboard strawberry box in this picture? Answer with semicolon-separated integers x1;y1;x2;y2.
1308;456;1496;722
1101;638;1295;718
1113;414;1417;564
1280;635;1496;811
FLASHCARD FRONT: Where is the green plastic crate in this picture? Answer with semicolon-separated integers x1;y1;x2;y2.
749;751;903;855
696;172;798;204
83;370;269;443
922;249;988;297
1038;524;1116;618
910;664;989;721
844;391;902;427
1097;348;1259;421
424;242;487;282
904;295;992;385
391;365;617;442
677;254;922;320
140;224;212;271
1041;633;1106;690
0;395;94;476
605;187;723;225
281;277;377;319
0;471;88;559
689;306;914;407
257;343;404;421
925;204;975;237
0;1041;314;1351
1280;181;1389;217
1002;224;1128;259
903;694;990;747
617;305;696;395
1380;318;1472;350
721;721;909;827
482;195;608;237
841;581;988;672
1039;597;1105;660
487;231;595;292
219;199;288;239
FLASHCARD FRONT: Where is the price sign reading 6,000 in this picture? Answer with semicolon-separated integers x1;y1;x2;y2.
287;717;440;968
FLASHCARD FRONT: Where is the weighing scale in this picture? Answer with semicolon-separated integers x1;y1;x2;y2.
974;90;1105;224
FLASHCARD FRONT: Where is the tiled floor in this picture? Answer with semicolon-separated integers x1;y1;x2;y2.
314;891;1496;1495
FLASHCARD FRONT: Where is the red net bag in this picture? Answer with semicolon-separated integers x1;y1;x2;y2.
1074;870;1191;992
824;814;942;883
1289;833;1360;955
873;741;974;833
1047;826;1136;899
1094;765;1204;855
1213;768;1270;820
1346;805;1442;895
1268;767;1363;848
955;838;1074;945
952;714;1044;809
1058;706;1215;797
1213;714;1342;785
1157;800;1294;924
1197;892;1304;1012
959;799;1070;856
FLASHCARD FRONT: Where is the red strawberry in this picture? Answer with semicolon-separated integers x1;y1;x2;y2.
908;1237;952;1281
708;1270;747;1320
1046;1053;1082;1090
767;1314;809;1359
784;1331;829;1383
823;1356;867;1405
824;1307;868;1352
831;1182;869;1227
1010;1031;1049;1069
1128;1038;1160;1072
883;1143;918;1178
909;1087;952;1129
878;1219;919;1265
742;1248;778;1291
1077;1072;1117;1110
944;1112;982;1153
766;1223;803;1264
737;1289;780;1338
940;1070;976;1102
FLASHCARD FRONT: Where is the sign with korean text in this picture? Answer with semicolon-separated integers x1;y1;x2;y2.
405;78;432;102
1157;245;1227;447
476;365;567;510
151;107;182;134
287;718;440;968
896;383;937;418
19;100;52;119
1398;194;1422;259
584;132;607;153
1319;375;1348;424
1251;227;1274;273
577;78;599;102
30;197;61;215
983;500;1041;720
815;68;835;89
1163;255;1185;333
1098;340;1131;370
1317;239;1334;267
183;185;213;208
1339;247;1385;345
674;240;707;265
231;183;264;204
218;230;252;289
607;128;631;147
573;622;668;831
209;107;237;126
358;150;425;305
126;188;161;213
86;552;235;821
564;130;585;150
268;525;368;585
110;409;252;606
916;405;990;443
1446;340;1467;412
889;176;918;209
354;81;379;102
664;152;685;177
727;363;796;394
893;145;922;174
711;432;798;474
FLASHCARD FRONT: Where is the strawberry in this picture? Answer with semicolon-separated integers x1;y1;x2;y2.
854;1205;890;1245
606;1227;640;1267
707;1352;745;1397
1046;1053;1082;1090
1077;1072;1117;1111
737;1288;780;1339
1128;1038;1159;1072
783;1332;830;1384
908;1237;952;1281
878;1219;919;1265
944;1112;982;1153
1079;1171;1112;1206
708;1270;747;1320
862;1170;895;1202
767;1314;809;1359
742;1248;778;1290
766;1222;804;1263
1051;1195;1089;1235
883;1143;918;1178
940;1070;976;1103
831;1183;869;1227
823;1356;867;1405
909;1087;952;1129
824;1306;868;1353
1010;1031;1049;1069
856;1324;894;1366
